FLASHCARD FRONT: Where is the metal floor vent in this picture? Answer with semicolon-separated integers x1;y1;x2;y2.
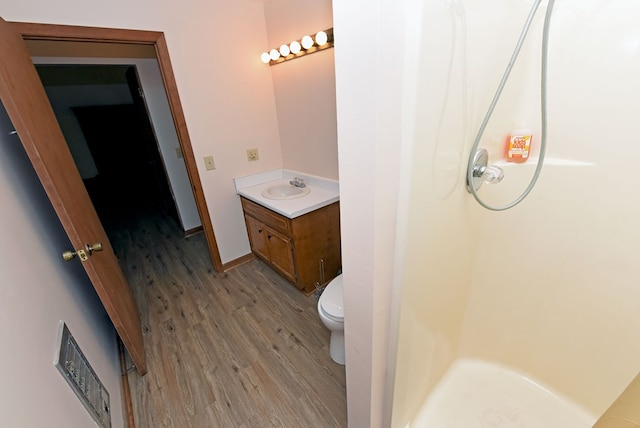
55;322;111;428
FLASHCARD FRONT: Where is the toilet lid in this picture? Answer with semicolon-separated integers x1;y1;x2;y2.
320;275;343;319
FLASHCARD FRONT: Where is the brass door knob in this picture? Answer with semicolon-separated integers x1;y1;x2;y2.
62;248;87;261
86;242;103;254
62;242;102;262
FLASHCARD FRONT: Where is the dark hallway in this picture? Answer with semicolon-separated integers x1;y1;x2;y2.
74;102;178;235
35;64;180;239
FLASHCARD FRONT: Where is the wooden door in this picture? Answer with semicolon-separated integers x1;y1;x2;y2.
0;17;147;374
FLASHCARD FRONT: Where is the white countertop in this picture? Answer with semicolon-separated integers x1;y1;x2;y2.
234;169;340;219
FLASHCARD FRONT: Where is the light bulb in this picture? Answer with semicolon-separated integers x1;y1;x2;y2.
290;40;301;54
279;44;290;57
315;31;328;46
301;35;314;50
269;48;280;61
260;52;271;64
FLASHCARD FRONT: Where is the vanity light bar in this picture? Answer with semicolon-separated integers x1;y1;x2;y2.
261;28;334;66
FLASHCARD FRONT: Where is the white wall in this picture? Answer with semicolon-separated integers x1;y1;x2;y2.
0;104;124;427
133;58;202;231
333;0;409;426
386;0;640;425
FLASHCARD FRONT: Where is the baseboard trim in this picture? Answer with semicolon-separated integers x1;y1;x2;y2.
223;253;255;272
184;225;203;238
118;339;136;428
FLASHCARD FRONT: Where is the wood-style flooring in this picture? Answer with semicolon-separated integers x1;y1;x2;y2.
110;212;347;427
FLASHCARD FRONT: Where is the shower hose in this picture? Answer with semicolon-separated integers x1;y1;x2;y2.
466;0;556;211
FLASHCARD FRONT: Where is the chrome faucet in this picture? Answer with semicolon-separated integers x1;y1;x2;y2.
289;177;306;188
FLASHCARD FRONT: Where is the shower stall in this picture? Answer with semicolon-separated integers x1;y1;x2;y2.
391;0;640;425
334;0;640;426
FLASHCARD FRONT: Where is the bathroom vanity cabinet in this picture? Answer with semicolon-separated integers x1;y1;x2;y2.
240;196;341;294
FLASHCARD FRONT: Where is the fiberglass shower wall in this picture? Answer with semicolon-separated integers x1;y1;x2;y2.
391;0;640;424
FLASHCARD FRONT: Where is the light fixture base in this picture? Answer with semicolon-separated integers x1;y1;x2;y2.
262;28;334;66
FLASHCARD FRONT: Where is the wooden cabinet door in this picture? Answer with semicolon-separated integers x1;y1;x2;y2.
245;215;270;262
265;227;296;284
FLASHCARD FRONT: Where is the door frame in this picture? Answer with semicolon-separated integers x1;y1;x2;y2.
11;21;224;273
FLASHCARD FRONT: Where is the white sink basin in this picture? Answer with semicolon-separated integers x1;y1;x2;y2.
261;184;311;200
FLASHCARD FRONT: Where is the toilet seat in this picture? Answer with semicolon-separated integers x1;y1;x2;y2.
320;304;343;323
320;275;343;321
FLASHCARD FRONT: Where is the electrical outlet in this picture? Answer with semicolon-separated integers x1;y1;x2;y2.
204;155;216;171
247;148;259;161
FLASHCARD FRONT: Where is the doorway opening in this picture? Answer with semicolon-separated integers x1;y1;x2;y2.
13;22;224;272
35;62;188;239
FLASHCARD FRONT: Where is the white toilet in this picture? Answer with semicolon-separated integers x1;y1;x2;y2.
317;274;345;365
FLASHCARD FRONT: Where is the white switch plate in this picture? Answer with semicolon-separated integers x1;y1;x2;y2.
204;155;215;171
175;147;183;159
